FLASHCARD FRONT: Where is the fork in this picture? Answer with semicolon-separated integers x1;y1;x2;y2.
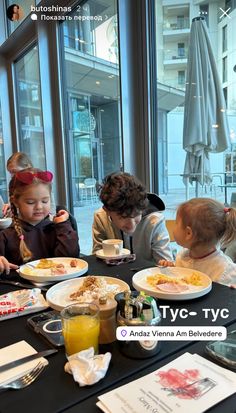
0;362;45;390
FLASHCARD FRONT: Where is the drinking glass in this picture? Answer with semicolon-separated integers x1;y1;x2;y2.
61;303;100;356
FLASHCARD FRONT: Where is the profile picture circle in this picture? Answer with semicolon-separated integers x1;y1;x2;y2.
6;4;24;22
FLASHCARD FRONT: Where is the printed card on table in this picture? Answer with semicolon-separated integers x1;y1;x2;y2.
97;352;236;413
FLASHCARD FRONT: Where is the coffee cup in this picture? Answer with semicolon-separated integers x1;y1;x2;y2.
102;239;123;256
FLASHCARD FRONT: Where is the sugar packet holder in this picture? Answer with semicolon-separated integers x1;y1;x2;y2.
0;288;48;321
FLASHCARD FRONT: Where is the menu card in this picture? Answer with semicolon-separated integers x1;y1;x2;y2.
0;288;48;320
97;352;236;413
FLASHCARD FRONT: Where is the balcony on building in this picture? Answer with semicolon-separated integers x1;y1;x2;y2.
163;4;190;41
163;48;188;69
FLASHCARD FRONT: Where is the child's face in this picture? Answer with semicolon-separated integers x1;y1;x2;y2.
107;210;142;235
173;214;192;248
13;183;51;225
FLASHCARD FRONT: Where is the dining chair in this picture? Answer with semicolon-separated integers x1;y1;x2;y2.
82;178;98;204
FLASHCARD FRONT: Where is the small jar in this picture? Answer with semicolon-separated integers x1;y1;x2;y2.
96;297;117;344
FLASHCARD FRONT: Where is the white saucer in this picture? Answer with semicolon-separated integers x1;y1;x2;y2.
95;248;131;260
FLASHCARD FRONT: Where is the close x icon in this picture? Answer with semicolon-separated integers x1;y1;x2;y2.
219;7;231;19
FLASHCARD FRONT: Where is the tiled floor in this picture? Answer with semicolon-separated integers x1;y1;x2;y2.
74;184;230;255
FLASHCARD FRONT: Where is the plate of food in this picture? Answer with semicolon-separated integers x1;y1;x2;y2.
46;275;130;311
19;258;88;282
0;217;12;229
132;267;212;300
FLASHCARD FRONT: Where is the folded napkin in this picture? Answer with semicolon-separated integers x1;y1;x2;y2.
0;340;49;386
0;288;48;321
105;254;136;266
64;347;111;387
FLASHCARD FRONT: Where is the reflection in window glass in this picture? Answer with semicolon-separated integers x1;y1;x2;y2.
155;1;236;218
0;101;7;204
15;46;46;169
6;0;34;34
61;1;122;254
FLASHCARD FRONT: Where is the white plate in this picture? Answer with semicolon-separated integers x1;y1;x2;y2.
0;218;12;229
46;276;130;311
95;248;131;260
19;258;88;282
132;267;212;300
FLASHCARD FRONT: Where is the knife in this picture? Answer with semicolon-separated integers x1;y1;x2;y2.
0;349;58;373
0;280;48;292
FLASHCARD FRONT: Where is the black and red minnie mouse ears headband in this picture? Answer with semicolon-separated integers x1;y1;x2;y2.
15;171;53;184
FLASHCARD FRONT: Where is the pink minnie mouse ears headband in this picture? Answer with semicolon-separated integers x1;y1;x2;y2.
15;171;53;185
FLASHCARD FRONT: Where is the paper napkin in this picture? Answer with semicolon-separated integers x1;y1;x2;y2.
64;347;111;387
0;288;48;321
0;340;48;386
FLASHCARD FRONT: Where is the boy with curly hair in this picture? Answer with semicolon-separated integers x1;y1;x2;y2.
92;172;172;265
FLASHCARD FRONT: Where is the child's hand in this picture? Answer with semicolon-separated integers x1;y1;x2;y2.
53;209;69;224
158;259;175;267
2;203;10;217
0;256;19;274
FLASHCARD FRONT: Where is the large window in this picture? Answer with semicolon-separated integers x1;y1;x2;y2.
0;100;7;203
155;1;236;216
61;1;122;254
14;46;46;169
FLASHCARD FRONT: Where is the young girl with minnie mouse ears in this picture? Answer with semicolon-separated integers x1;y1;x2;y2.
0;168;79;274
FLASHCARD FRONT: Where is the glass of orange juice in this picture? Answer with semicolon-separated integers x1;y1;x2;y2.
61;303;100;356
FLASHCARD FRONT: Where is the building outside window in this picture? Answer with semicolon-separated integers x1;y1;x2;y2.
177;15;185;29
223;56;227;83
61;0;121;254
14;46;46;170
154;0;235;218
178;43;185;57
223;87;228;107
178;70;185;85
199;4;209;26
222;25;227;52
